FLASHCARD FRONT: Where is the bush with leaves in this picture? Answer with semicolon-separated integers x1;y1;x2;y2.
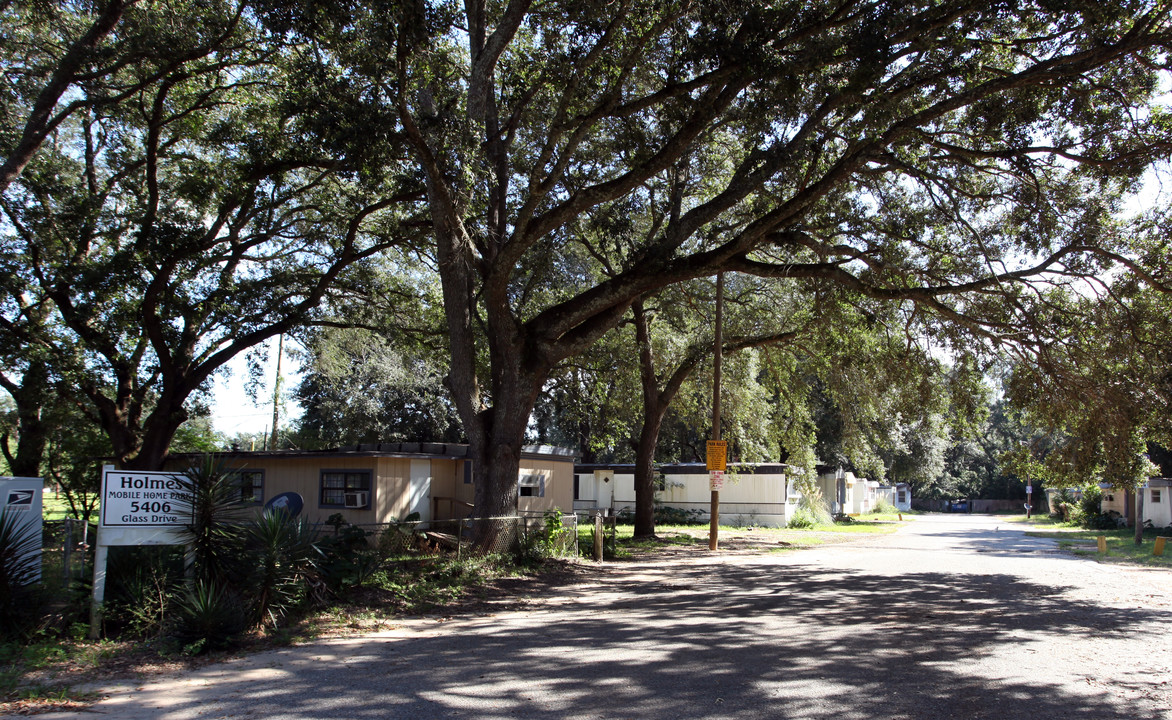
787;507;817;529
175;457;249;586
165;457;328;644
1079;485;1103;520
243;510;323;627
517;511;574;562
318;514;380;591
792;473;835;526
171;580;249;655
102;546;184;639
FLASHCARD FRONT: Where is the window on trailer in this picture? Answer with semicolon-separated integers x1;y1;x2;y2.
320;470;372;509
518;473;546;497
232;470;264;504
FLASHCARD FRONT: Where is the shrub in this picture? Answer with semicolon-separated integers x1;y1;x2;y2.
175;457;248;586
318;515;379;591
242;511;323;628
517;511;573;561
653;503;705;525
171;580;248;654
787;507;817;529
1079;485;1103;519
102;546;184;639
1051;488;1076;521
871;498;899;515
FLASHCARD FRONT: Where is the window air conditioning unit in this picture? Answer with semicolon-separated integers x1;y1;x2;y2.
344;491;368;509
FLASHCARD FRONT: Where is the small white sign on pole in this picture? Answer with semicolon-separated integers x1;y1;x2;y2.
709;470;726;491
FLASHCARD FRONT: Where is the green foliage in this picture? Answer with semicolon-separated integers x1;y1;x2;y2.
1006;284;1171;491
175;458;248;586
294;327;463;449
787;508;817;529
791;472;835;525
0;1;424;469
1079;485;1104;520
171;581;249;655
317;514;379;591
871;498;899;516
242;511;323;628
652;503;706;526
516;511;575;562
101;547;184;640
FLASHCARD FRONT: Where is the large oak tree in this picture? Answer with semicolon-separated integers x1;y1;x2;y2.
381;0;1172;517
0;2;425;469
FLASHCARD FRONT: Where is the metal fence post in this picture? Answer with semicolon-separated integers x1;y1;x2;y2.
62;519;74;583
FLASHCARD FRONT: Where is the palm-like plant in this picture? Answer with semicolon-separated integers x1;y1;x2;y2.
174;457;249;585
244;510;322;627
0;508;42;637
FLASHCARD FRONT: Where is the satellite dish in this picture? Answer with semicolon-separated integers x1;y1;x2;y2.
264;492;304;518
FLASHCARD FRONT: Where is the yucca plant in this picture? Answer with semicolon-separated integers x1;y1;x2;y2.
243;510;323;628
171;579;248;653
174;456;249;586
0;509;42;638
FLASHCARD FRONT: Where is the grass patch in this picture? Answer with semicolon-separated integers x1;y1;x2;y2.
0;636;124;714
1022;522;1172;568
1006;514;1065;526
41;493;78;522
361;553;524;613
575;518;905;560
812;520;901;533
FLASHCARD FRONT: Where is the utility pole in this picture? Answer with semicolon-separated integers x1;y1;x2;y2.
270;333;283;451
708;272;724;551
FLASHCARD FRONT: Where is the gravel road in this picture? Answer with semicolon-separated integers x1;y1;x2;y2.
35;515;1172;720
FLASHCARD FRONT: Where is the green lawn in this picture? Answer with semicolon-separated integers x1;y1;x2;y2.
578;517;904;559
1020;519;1172;568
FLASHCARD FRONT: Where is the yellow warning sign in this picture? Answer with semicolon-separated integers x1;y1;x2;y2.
706;440;728;472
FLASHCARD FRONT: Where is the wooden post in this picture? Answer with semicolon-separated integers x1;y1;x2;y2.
594;512;604;561
709;272;723;552
88;528;107;640
62;519;73;583
270;333;283;450
1154;536;1167;557
1097;535;1107;553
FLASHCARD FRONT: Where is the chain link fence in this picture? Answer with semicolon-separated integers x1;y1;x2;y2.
42;518;97;588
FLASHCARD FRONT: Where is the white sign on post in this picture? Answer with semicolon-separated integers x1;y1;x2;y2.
100;469;190;527
91;466;193;638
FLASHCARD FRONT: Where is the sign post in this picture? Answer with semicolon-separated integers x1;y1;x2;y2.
709;272;724;552
90;466;191;638
708;442;727;497
1026;482;1033;519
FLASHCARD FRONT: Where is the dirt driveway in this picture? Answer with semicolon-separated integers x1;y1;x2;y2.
37;515;1172;720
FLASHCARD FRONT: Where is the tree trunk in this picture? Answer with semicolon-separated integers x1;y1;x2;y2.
5;361;51;478
632;412;667;538
1135;487;1144;546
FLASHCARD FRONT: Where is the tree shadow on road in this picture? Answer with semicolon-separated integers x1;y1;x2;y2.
104;554;1172;720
